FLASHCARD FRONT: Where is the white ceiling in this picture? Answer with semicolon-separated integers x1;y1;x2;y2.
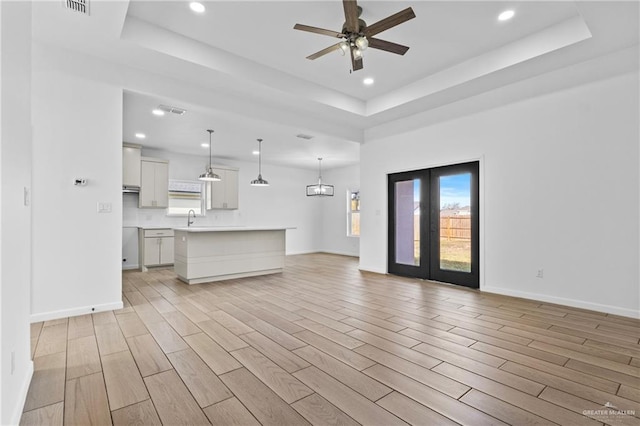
30;1;639;170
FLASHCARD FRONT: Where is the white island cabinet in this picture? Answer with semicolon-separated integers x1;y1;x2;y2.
173;227;290;284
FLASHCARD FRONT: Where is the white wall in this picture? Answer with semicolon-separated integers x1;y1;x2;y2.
0;3;33;423
124;148;323;255
31;57;123;321
360;71;640;318
320;164;360;257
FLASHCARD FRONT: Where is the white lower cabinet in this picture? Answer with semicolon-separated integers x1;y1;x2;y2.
139;228;174;271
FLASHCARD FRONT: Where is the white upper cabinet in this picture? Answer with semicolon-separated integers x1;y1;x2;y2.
207;166;239;210
139;157;169;208
122;143;141;188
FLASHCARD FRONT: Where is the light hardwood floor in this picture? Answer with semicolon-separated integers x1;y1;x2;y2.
22;253;640;425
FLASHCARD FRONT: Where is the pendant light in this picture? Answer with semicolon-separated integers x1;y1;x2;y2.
250;138;269;186
198;129;221;181
306;157;334;196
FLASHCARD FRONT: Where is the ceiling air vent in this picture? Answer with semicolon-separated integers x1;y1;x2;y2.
158;105;187;115
296;134;314;140
65;0;89;15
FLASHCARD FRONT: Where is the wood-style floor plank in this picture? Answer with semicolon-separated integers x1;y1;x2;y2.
354;344;470;399
293;330;375;371
34;323;67;357
240;331;310;373
101;349;149;411
220;367;311;426
363;364;505;425
167;348;233;408
203;397;261;426
20;402;63;426
115;312;148;338
294;366;408;426
459;390;555;426
376;392;459;426
162;310;202;336
208;310;255;335
126;333;173;377
111;399;162;426
67;314;94;340
66;335;101;380
144;369;210;425
292;393;360;426
23;352;66;412
184;332;242;374
230;346;314;403
64;372;112;426
432;362;601;425
94;323;128;356
294;345;392;401
198;318;249;351
296;319;364;349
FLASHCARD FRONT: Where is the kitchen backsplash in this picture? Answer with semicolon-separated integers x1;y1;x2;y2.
123;192;244;228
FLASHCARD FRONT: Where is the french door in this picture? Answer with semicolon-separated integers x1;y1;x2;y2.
388;161;479;288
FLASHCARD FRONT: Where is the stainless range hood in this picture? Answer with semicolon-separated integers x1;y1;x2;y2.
122;186;140;193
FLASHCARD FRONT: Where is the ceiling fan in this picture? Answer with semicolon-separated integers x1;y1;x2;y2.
294;0;416;72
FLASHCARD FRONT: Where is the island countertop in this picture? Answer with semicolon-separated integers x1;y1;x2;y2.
173;226;294;233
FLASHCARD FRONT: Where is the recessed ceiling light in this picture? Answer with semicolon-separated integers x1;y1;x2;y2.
135;133;146;139
201;143;209;148
252;150;260;155
189;2;205;14
152;109;165;116
498;10;515;21
363;77;374;86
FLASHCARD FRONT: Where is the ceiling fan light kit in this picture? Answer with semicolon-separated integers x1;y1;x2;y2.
294;0;415;71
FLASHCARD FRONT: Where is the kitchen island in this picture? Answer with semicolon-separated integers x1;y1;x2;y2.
173;227;289;284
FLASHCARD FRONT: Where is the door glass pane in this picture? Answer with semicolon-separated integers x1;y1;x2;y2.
395;179;420;266
439;174;471;272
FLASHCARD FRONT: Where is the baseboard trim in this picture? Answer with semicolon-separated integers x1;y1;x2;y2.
483;286;640;319
286;250;318;256
319;250;359;258
30;300;124;323
10;359;34;425
358;265;387;275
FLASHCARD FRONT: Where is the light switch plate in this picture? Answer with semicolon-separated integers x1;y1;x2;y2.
97;202;112;213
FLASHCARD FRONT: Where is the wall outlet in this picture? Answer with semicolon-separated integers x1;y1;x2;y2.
11;350;15;375
24;187;30;206
536;269;544;279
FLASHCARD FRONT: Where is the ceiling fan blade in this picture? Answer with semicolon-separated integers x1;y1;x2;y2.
350;47;364;71
294;24;344;38
368;37;410;55
364;7;416;37
306;43;343;60
343;0;360;33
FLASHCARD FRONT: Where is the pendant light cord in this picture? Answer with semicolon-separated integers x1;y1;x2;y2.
207;129;214;168
258;138;263;177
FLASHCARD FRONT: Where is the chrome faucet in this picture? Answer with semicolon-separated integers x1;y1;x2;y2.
187;209;196;227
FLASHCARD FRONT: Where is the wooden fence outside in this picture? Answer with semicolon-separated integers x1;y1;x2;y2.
414;215;471;241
